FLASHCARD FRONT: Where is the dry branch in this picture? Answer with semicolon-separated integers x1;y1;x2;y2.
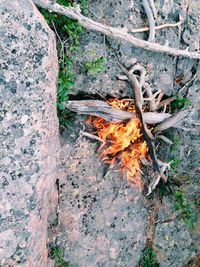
32;0;200;59
65;100;171;124
80;131;104;142
153;109;189;133
142;0;156;42
131;21;183;33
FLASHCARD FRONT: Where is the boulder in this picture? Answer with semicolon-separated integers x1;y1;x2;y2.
0;0;59;266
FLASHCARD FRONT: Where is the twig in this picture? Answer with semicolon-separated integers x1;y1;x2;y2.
80;131;104;142
142;0;156;42
153;109;189;133
131;20;183;33
156;134;173;145
177;73;197;95
32;0;200;59
148;0;157;19
51;20;65;62
156;96;176;110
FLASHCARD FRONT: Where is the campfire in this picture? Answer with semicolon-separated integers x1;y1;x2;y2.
88;99;148;188
65;60;190;194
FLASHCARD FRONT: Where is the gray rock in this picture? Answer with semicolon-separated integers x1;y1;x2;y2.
0;0;59;266
56;0;200;266
57;121;148;267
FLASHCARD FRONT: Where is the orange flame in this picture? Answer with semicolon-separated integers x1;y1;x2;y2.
89;99;148;188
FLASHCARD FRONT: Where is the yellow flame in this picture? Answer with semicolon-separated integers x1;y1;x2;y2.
89;99;148;188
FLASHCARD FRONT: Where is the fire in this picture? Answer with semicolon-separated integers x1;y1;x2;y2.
89;99;148;188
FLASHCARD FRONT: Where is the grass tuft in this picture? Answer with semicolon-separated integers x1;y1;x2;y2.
140;245;159;267
50;246;70;267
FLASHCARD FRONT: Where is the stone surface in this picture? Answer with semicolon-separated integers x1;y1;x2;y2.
57;118;148;267
0;0;59;266
56;0;200;266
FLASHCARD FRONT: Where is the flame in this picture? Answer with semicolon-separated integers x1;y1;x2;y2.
89;99;148;188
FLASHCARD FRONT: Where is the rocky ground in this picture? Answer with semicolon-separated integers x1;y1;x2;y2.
47;0;200;266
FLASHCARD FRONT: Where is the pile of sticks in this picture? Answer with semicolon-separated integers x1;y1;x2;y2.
65;60;191;194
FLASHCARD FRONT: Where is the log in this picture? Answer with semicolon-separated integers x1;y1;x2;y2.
65;100;171;124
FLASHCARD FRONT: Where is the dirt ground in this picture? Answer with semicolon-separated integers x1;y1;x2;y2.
48;1;200;266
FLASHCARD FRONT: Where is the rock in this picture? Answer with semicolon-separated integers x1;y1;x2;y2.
56;0;200;266
57;119;148;267
0;0;59;266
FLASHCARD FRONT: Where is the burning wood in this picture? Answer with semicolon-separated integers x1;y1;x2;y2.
65;61;191;194
65;100;171;123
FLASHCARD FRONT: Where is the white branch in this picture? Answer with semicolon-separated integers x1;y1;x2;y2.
32;0;200;59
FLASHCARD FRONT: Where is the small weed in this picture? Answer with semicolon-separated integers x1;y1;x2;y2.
140;245;159;267
174;191;197;230
79;0;88;15
50;246;70;267
170;134;181;153
39;0;86;128
171;158;181;171
171;95;191;110
169;133;181;171
84;57;105;75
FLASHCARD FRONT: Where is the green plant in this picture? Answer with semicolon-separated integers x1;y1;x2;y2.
39;0;86;128
140;245;159;267
169;133;181;171
171;96;191;110
84;57;105;75
79;0;88;15
171;158;181;171
50;246;70;267
174;191;197;230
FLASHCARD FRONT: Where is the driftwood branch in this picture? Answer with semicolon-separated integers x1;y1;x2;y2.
65;100;171;124
153;109;189;133
142;0;156;42
32;0;200;59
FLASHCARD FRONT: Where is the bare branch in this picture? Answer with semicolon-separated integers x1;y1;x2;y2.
65;100;172;124
80;131;104;142
131;21;183;33
153;109;189;133
142;0;156;42
32;0;200;59
148;0;158;19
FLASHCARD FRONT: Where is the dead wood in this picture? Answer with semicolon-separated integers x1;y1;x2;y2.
80;131;104;142
131;21;183;33
117;61;162;175
32;0;200;59
142;0;156;42
153;109;189;133
65;100;171;124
